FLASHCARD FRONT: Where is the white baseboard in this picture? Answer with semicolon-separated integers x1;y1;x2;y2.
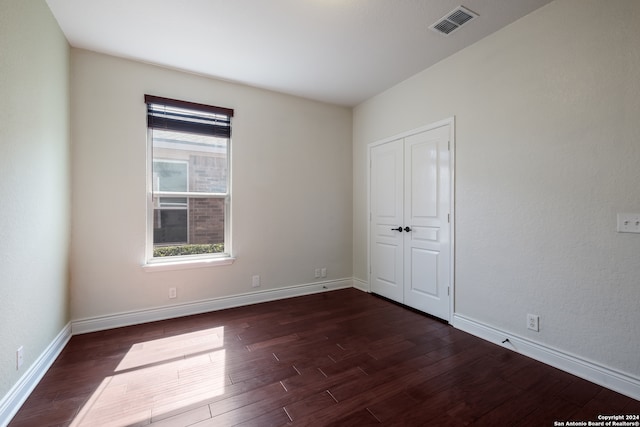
0;323;71;427
72;278;354;335
452;314;640;401
352;277;369;293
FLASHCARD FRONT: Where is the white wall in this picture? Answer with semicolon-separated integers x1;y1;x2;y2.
70;50;352;321
353;0;640;378
0;0;70;399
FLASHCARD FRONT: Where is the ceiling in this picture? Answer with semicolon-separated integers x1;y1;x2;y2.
45;0;553;107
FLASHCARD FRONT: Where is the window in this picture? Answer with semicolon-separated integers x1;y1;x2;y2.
145;95;233;262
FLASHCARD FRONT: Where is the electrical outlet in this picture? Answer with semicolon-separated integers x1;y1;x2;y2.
169;287;177;299
314;268;321;278
252;275;261;288
16;346;24;370
321;267;327;278
617;213;640;233
527;314;539;332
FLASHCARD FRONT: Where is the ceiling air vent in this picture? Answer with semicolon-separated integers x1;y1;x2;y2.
430;6;478;36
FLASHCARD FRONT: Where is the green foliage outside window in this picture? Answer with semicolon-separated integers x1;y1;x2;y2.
153;243;224;258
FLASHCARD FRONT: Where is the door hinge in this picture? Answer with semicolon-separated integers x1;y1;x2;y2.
447;286;450;296
448;140;450;151
447;213;450;223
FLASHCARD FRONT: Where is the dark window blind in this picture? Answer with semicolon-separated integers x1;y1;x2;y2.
145;95;233;138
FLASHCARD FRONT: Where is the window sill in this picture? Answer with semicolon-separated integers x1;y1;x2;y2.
142;256;236;272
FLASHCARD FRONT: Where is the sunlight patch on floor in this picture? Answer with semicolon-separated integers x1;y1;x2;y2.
115;327;225;372
70;327;227;427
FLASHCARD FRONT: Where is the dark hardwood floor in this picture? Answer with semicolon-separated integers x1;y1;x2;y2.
10;288;639;426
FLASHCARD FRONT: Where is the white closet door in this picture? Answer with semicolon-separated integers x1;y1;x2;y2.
369;138;404;303
403;125;451;320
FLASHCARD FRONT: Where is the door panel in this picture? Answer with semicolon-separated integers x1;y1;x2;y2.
375;150;401;217
411;226;439;242
409;142;438;218
374;243;401;285
370;139;404;303
410;248;439;296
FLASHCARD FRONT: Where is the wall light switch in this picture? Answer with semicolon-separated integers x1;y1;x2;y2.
617;213;640;233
